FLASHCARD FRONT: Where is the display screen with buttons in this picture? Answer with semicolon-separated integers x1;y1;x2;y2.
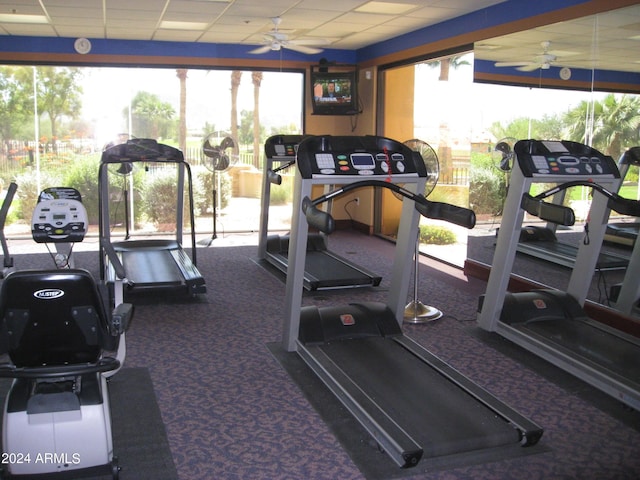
31;188;88;244
514;139;618;178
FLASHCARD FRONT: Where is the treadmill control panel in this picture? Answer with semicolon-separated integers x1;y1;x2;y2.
31;187;88;243
264;134;309;160
515;140;619;178
295;135;426;179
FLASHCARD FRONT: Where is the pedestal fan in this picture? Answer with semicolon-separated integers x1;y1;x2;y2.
200;134;236;246
402;139;442;323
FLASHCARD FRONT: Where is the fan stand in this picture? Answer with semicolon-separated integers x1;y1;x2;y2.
198;172;218;247
404;237;443;324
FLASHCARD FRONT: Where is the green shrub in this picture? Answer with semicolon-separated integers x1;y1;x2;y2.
140;168;184;226
270;183;291;205
58;156;149;226
194;167;211;215
419;224;457;245
469;166;506;215
61;156;102;224
194;168;232;213
14;169;62;221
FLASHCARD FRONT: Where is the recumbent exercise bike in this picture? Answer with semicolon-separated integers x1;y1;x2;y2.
0;186;133;478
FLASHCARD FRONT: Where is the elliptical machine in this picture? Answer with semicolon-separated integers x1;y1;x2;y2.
0;186;133;479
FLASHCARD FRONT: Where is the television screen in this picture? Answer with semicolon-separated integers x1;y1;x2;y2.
310;69;358;115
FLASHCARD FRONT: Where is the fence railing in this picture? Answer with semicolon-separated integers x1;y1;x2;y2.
1;142;470;187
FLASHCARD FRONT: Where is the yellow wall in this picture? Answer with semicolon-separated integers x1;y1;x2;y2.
380;65;415;235
301;64;416;234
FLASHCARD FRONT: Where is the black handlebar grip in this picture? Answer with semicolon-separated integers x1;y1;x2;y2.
521;194;575;226
267;169;282;185
302;197;335;234
415;201;476;229
608;196;640;217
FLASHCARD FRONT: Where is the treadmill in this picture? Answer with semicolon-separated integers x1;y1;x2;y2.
605;146;640;248
516;229;628;270
99;139;205;298
478;139;640;410
282;135;542;468
257;134;381;290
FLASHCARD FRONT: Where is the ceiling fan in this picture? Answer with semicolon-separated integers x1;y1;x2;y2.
494;41;558;72
248;17;328;55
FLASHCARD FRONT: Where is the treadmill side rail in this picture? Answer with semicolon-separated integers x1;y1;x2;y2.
395;335;544;447
297;341;423;468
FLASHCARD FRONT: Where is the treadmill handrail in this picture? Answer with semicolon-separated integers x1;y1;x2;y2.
0;182;17;269
526;179;640;218
100;238;128;281
302;179;476;233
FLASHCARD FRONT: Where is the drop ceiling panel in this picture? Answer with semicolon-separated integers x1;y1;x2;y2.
0;0;636;74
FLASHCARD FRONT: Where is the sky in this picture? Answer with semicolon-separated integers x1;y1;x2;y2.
80;67;304;146
76;58;630;149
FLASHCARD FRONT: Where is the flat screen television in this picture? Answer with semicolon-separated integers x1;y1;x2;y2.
310;68;358;116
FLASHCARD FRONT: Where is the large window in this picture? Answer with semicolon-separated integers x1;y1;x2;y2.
0;66;304;237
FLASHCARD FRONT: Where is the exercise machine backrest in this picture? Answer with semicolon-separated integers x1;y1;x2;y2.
0;269;131;373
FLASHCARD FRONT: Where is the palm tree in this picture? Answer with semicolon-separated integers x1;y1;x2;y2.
251;72;263;167
595;94;640;160
176;69;188;154
129;91;175;139
434;55;471;81
563;94;640;159
230;71;242;156
426;54;471;181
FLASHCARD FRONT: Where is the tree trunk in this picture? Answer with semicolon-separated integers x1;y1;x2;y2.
176;69;188;154
230;71;242;156
252;72;263;168
439;58;451;81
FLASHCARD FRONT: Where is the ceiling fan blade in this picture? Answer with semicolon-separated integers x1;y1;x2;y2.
283;43;323;54
494;61;530;67
249;44;273;54
516;64;541;72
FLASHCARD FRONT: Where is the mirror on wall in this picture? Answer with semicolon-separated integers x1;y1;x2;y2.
467;5;640;314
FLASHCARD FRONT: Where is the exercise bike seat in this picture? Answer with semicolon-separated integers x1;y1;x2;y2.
0;268;133;478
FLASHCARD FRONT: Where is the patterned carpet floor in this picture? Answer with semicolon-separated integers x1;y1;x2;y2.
3;229;639;479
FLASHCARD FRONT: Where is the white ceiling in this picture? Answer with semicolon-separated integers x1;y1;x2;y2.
0;0;506;49
0;1;638;74
474;4;640;74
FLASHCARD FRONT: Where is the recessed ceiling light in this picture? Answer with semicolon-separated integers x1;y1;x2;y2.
355;1;417;15
160;21;209;30
0;13;48;24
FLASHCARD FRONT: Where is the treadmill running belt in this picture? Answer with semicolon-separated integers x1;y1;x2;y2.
121;249;183;286
318;337;520;458
517;240;628;270
514;319;640;382
304;251;376;287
